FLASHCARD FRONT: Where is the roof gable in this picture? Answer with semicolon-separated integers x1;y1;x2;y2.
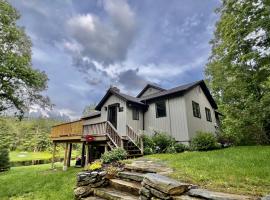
140;80;218;109
137;84;166;98
95;87;147;111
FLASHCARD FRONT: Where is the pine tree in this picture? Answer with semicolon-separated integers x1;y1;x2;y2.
0;118;11;171
206;0;270;144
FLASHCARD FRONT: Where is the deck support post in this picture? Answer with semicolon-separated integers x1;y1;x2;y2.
51;142;57;169
89;144;93;163
67;143;72;167
63;142;68;171
81;142;85;167
85;143;89;168
105;144;108;152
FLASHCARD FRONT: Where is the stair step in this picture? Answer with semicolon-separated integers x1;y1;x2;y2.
110;179;141;196
93;187;138;200
117;171;145;182
82;197;106;200
124;165;157;173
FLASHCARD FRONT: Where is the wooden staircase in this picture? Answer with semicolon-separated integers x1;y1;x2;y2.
89;121;143;156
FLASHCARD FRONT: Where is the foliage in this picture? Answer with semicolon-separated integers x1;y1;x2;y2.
191;132;219;151
101;148;128;164
0;116;62;152
0;163;81;199
146;146;270;196
0;0;50;118
0;118;11;171
143;132;188;154
0;148;10;171
205;0;270;144
105;165;119;179
152;132;175;153
85;160;102;171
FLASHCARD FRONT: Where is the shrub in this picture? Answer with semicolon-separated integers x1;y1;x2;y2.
101;148;128;164
174;143;188;153
191;132;218;151
0;148;10;172
142;134;155;154
85;160;102;171
152;132;175;153
105;165;119;179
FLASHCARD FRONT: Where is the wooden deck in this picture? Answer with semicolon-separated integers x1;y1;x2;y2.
51;120;83;141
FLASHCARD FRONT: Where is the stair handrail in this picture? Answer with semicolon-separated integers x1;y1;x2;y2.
106;121;122;147
126;125;144;154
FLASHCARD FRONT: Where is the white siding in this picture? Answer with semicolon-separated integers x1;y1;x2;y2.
184;86;217;139
99;95;127;136
140;87;162;98
126;106;144;134
144;96;189;142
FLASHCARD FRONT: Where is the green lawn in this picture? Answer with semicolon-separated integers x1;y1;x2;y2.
146;146;270;197
10;151;80;162
0;163;80;200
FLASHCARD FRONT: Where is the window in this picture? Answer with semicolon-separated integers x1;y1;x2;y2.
192;101;201;118
132;108;139;120
205;107;212;122
156;101;166;118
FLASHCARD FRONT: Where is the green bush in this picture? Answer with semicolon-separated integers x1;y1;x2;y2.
191;132;218;151
174;143;188;153
143;132;188;154
152;132;175;153
0;148;10;171
101;148;128;163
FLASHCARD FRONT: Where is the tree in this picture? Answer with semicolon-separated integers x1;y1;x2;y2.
206;0;270;144
0;0;50;118
0;118;12;171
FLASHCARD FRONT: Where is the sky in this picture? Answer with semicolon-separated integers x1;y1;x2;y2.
9;0;221;120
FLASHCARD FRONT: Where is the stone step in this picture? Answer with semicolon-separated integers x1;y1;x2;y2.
110;179;141;196
93;187;139;200
188;189;254;200
117;171;145;182
124;164;157;173
82;197;107;200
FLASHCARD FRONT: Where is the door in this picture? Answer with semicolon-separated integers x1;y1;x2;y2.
108;105;117;129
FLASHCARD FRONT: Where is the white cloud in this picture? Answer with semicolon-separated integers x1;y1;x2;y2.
66;0;136;65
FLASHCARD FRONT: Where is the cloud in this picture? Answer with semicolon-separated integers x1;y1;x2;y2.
117;69;149;91
66;0;136;65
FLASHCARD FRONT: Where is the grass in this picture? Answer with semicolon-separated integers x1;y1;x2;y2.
0;163;81;200
10;150;80;162
146;146;270;197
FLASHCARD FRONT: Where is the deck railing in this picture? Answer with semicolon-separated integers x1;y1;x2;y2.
126;125;143;154
83;121;122;147
106;121;122;147
83;121;107;136
51;120;83;138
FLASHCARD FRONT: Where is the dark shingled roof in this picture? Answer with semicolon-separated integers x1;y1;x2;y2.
95;87;147;111
140;80;217;109
136;83;166;98
81;111;101;119
95;80;218;111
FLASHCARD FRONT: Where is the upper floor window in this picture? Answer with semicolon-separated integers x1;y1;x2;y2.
156;101;166;118
205;107;212;122
192;101;201;118
132;108;139;120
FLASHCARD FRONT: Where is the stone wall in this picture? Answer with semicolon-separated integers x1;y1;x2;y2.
74;171;108;199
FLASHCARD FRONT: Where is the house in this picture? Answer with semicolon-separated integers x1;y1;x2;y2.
50;80;220;170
